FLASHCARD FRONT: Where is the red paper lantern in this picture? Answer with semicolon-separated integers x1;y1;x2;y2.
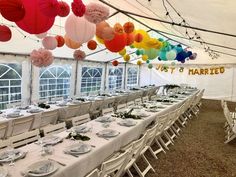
71;0;86;17
134;33;143;43
104;33;126;53
125;33;135;46
114;23;124;34
57;1;70;17
112;60;119;66
38;0;59;17
87;40;97;50
16;0;55;34
123;22;134;33
96;21;109;38
0;25;12;42
55;35;65;47
0;0;25;22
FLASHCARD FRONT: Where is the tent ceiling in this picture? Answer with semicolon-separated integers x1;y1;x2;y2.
0;0;236;64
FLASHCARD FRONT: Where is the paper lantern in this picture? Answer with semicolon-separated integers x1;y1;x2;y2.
119;48;126;56
148;64;153;69
104;33;126;53
146;60;150;64
65;15;96;44
38;0;58;17
142;55;148;61
35;32;47;39
42;36;58;50
174;45;183;53
96;36;104;44
133;30;150;49
144;48;159;60
136;50;141;56
0;25;12;42
123;22;134;34
125;33;135;46
159;51;167;61
123;54;130;62
101;27;115;41
0;0;25;22
71;0;86;17
114;23;124;34
112;60;119;66
30;48;54;67
134;33;143;43
166;50;177;60
96;21;109;38
16;0;55;34
57;1;70;17
55;35;65;47
73;49;86;60
176;51;188;62
189;53;197;60
64;35;81;49
87;40;97;50
137;60;142;66
145;38;162;49
84;2;109;24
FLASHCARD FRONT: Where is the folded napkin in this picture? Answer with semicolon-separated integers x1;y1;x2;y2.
66;133;90;141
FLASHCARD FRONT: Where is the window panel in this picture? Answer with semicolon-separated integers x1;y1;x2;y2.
0;63;22;110
81;67;103;95
39;65;71;100
108;68;123;90
127;67;138;88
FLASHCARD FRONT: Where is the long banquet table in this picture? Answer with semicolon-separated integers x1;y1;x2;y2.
1;89;198;177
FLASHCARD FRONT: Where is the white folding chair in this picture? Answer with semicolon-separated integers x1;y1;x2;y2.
100;148;131;177
41;122;66;136
0;121;9;139
90;100;104;118
65;104;81;120
117;103;127;112
85;169;100;177
71;114;91;127
9;129;40;148
40;109;58;127
77;102;92;116
0;139;10;150
102;107;114;115
11;115;35;137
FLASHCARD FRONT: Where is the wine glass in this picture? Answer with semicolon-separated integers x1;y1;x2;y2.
7;148;16;166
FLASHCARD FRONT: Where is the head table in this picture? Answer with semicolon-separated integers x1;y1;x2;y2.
0;89;199;177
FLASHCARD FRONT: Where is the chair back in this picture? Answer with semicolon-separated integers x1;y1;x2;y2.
90;100;104;114
117;103;127;111
66;104;81;119
132;133;147;159
102;107;114;115
42;122;66;136
144;124;158;147
0;121;8;139
85;169;99;177
40;109;58;127
0;139;10;150
11;115;34;137
72;114;91;126
10;129;40;148
78;102;92;116
126;101;135;107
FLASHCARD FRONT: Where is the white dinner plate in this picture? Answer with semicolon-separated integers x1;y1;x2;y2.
95;116;115;123
6;113;23;118
65;143;92;155
118;119;137;127
27;108;43;113
97;129;120;137
0;149;26;163
37;136;63;146
161;102;173;105
26;160;59;177
0;167;8;177
72;125;91;133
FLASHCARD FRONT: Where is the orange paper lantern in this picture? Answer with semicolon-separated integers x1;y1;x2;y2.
104;33;126;52
113;23;124;34
134;33;143;43
112;60;119;66
123;22;134;33
55;35;65;47
64;35;81;49
102;27;115;41
87;40;97;50
96;21;109;38
125;33;135;46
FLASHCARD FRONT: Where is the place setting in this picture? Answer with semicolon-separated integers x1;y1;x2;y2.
96;129;120;140
64;142;93;158
117;118;137;127
0;148;27;166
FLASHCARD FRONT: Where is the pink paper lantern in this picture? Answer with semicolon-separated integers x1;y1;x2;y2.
65;14;96;44
84;2;109;24
35;32;47;39
71;0;86;17
73;49;86;60
0;25;12;42
16;0;55;34
42;36;58;50
38;0;59;17
57;1;70;17
30;48;54;67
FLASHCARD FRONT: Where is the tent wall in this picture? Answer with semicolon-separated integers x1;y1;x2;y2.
140;64;236;101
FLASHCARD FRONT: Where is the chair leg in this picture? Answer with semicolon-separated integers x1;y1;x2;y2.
158;136;169;150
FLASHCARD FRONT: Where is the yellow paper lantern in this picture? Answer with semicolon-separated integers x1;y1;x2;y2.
142;55;148;61
133;29;150;49
145;38;163;49
96;35;104;44
123;54;130;62
137;60;142;65
119;48;126;56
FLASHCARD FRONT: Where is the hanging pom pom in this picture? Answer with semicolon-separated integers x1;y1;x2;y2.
71;0;86;17
112;60;119;66
0;25;12;42
73;49;86;60
30;48;54;67
84;2;109;24
57;1;70;17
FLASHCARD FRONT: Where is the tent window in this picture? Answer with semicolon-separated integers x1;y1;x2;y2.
0;63;22;110
127;67;138;88
108;68;123;90
39;65;71;100
81;67;103;95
